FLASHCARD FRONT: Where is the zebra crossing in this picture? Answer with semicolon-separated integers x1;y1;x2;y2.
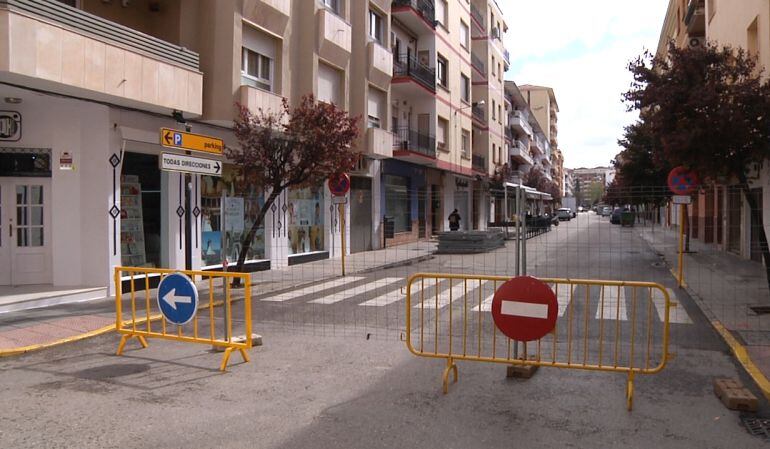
257;277;695;325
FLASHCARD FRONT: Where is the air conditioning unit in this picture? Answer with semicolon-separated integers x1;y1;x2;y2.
491;27;500;39
688;37;705;49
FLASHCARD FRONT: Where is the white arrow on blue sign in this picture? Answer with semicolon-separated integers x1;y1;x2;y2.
157;273;199;325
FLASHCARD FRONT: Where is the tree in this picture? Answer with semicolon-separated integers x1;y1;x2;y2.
524;166;562;205
625;42;770;291
227;95;360;282
614;119;672;206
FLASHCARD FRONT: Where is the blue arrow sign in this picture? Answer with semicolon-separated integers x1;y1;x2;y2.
157;273;199;325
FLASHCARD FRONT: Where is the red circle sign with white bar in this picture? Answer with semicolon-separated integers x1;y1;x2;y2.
491;276;558;342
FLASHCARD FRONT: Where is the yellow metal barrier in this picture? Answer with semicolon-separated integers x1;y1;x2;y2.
405;273;675;410
114;267;252;372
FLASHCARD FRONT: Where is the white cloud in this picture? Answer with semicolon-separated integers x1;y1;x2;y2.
500;0;670;168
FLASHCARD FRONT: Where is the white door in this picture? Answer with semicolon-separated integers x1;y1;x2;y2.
0;178;52;286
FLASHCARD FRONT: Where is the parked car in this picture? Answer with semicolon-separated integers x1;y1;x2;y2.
557;208;573;221
601;206;612;217
610;207;623;224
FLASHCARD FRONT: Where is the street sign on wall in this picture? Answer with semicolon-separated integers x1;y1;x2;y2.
160;128;224;155
157;273;199;325
491;276;558;342
672;195;692;205
160;152;222;176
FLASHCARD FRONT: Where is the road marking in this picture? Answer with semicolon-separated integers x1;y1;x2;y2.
554;284;573;316
501;301;549;319
595;286;628;321
261;277;365;302
651;288;693;324
309;277;403;304
416;281;477;309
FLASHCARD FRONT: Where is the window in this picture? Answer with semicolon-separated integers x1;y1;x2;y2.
461;129;470;158
242;25;277;92
498;63;502;81
324;0;339;14
437;117;449;151
460;21;470;50
436;0;447;28
492;100;496;121
461;74;470;102
492;143;497;163
437;55;448;88
369;9;383;44
367;86;386;128
318;62;342;105
498;104;502;124
242;48;272;91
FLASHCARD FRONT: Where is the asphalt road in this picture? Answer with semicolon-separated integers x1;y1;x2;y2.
0;212;767;448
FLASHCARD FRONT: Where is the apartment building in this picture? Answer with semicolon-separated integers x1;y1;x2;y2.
519;85;559;186
657;0;769;262
0;0;509;298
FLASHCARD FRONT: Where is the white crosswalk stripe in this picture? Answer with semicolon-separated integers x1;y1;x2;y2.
309;277;403;304
415;281;479;309
651;288;693;324
595;286;628;321
261;276;365;302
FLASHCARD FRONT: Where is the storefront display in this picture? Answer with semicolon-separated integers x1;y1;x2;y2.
120;152;162;268
120;175;146;267
287;186;325;255
384;174;411;233
200;165;265;266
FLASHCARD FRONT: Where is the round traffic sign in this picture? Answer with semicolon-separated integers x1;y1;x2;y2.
157;273;199;325
491;276;558;342
667;166;699;195
328;173;351;196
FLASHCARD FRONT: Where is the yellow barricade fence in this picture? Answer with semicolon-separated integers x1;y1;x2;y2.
405;273;675;410
114;267;252;372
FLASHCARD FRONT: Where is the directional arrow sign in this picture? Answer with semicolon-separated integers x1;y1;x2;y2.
160;152;223;177
157;273;199;325
160;128;224;155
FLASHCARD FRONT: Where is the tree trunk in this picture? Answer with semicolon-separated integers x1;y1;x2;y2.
230;189;282;286
739;173;770;296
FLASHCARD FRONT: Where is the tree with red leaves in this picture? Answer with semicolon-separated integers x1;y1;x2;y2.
625;42;770;290
524;166;562;203
227;95;360;280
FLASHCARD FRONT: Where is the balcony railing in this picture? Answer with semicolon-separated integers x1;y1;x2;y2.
393;54;436;92
471;53;486;75
1;0;199;70
392;0;436;26
503;49;511;67
470;2;485;29
684;0;705;26
472;103;486;123
393;127;436;158
504;127;514;142
472;154;486;172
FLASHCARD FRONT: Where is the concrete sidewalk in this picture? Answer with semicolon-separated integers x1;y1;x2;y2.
638;224;770;394
0;241;436;354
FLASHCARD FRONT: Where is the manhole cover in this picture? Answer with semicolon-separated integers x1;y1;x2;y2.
749;306;770;315
741;414;770;440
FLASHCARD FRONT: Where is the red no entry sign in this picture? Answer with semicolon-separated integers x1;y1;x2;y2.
667;166;699;196
328;173;351;196
491;276;558;342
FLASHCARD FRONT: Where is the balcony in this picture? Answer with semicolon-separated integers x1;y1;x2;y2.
368;41;393;90
685;0;705;36
510;140;533;166
472;103;486;124
317;8;352;67
243;0;291;36
471;53;486;77
392;127;437;165
239;85;285;117
504;127;514;142
531;135;546;155
503;49;511;69
472;154;486;173
0;0;202;115
365;127;394;159
470;2;485;34
392;0;436;36
392;54;436;93
510;110;532;136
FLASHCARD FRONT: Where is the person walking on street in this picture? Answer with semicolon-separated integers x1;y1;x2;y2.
448;209;461;231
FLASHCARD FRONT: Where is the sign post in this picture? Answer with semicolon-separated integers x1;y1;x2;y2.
667;166;698;288
159;152;222;176
491;276;558;342
160;128;224;155
328;173;351;276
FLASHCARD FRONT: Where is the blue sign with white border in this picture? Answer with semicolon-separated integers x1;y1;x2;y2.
157;273;199;325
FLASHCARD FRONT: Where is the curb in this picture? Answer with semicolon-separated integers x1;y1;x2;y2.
357;254;435;274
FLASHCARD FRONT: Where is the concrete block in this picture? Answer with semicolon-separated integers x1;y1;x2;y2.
714;378;758;412
506;358;539;379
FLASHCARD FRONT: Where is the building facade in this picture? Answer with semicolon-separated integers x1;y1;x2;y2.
0;0;512;297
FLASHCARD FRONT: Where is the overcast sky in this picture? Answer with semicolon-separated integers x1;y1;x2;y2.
500;0;670;169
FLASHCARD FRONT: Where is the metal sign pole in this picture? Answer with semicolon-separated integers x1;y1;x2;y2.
340;202;346;277
221;191;229;342
677;203;685;288
515;186;521;276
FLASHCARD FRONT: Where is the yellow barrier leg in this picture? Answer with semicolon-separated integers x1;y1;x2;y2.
627;372;635;411
442;357;458;394
116;334;148;356
220;347;234;372
239;348;250;364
